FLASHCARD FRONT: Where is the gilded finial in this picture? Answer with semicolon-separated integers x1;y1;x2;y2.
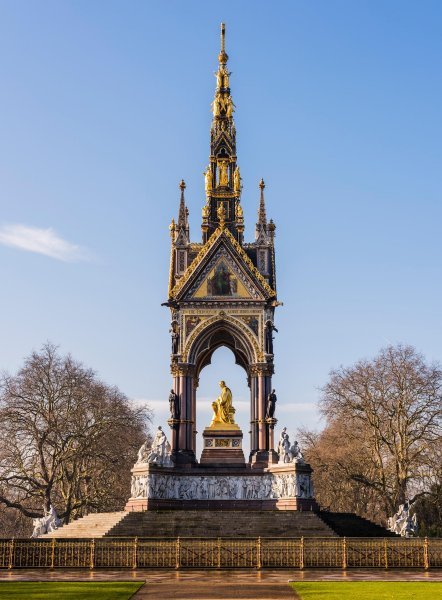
218;22;228;65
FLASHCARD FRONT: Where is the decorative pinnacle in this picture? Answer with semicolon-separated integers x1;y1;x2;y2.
258;179;267;225
218;22;228;65
178;180;187;227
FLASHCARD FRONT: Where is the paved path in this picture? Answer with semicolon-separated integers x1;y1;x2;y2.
1;569;441;599
133;571;297;599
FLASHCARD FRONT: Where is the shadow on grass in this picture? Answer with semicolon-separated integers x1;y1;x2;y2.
0;581;144;599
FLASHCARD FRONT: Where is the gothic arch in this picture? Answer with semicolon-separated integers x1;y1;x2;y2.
184;314;261;378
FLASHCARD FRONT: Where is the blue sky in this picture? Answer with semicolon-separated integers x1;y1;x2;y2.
1;1;441;457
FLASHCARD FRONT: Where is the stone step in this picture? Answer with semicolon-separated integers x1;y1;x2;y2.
317;511;398;537
107;510;337;538
43;511;127;538
41;509;397;539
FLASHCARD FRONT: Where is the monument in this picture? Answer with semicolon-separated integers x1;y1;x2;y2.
39;24;399;542
125;23;317;513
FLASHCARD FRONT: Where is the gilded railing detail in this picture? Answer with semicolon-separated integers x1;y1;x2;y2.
303;538;343;568
428;539;442;568
0;537;441;569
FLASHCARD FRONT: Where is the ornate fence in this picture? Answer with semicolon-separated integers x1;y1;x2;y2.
0;538;441;569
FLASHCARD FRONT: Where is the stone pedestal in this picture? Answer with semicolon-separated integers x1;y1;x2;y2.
125;460;318;512
200;423;245;466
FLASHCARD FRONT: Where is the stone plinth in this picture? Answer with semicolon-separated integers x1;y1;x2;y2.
200;423;245;466
125;461;318;512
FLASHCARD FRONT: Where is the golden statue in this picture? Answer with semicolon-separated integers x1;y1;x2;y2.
216;66;230;89
217;202;227;227
225;96;234;118
218;160;229;187
210;381;236;426
204;166;212;194
212;96;221;117
233;166;241;192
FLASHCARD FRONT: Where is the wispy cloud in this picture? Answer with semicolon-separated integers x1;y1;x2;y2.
0;224;91;262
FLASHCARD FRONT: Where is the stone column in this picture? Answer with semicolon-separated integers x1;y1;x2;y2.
192;377;198;454
170;363;196;465
250;363;274;465
257;371;266;450
249;373;259;459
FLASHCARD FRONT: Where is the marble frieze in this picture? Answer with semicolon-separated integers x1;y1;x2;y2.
130;470;313;502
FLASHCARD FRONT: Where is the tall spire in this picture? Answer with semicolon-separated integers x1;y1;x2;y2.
211;23;234;121
202;23;242;243
258;179;267;225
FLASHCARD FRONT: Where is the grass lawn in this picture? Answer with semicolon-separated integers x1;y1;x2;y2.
291;582;442;600
0;581;144;599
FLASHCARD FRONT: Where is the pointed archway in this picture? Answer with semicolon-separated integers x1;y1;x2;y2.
170;316;275;465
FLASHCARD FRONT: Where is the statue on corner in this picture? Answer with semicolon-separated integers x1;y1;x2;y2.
210;381;236;426
265;320;278;354
265;389;277;419
31;504;62;538
169;389;180;420
277;428;305;464
170;321;180;355
136;426;173;467
388;501;418;537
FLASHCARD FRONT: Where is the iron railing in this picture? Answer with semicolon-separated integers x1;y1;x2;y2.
0;537;441;569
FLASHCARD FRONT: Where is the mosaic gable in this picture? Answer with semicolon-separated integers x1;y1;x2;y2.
186;246;264;301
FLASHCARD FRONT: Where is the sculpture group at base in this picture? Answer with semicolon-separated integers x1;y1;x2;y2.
136;426;173;467
277;427;305;464
388;501;419;538
31;505;61;538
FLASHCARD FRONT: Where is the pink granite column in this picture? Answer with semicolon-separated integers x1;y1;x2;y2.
257;372;266;451
171;364;196;465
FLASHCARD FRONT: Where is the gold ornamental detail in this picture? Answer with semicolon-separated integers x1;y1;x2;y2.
170;363;196;377
169;227;276;299
182;313;261;364
249;363;274;377
169;227;221;298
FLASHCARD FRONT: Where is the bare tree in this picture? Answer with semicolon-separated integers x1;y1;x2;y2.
299;419;385;523
0;343;151;534
301;345;441;524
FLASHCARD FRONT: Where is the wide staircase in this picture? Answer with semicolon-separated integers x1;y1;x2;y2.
45;510;395;539
108;510;336;538
317;511;398;537
46;510;336;538
44;512;127;538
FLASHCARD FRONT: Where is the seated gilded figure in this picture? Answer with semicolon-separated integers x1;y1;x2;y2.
210;381;236;426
